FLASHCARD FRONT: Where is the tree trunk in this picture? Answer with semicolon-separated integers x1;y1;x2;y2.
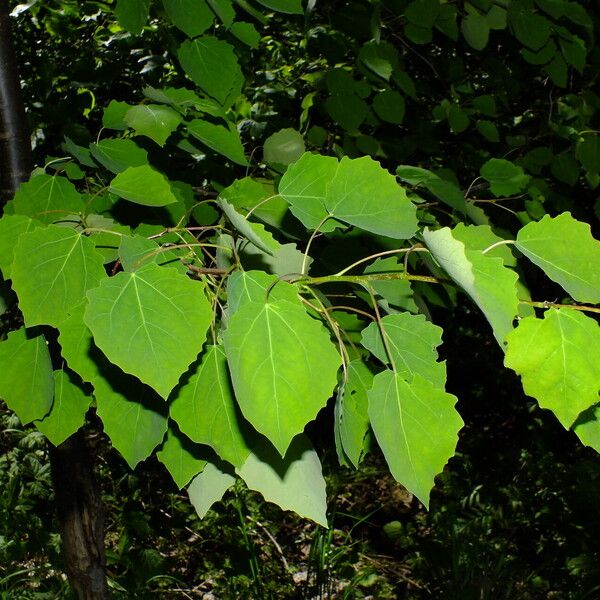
0;3;111;598
50;433;111;599
0;0;31;207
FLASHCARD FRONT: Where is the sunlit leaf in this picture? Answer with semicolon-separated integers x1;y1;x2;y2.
109;165;178;207
423;226;519;345
0;328;54;424
325;156;418;239
515;213;600;304
361;313;446;388
505;309;600;428
162;0;214;37
85;263;213;398
11;226;106;327
368;371;463;508
0;215;40;278
224;297;341;455
124;105;182;146
8;174;84;224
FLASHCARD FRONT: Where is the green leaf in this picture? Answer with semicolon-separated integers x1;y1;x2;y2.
94;369;169;468
325;156;418;239
396;165;467;214
85;263;213;398
236;434;327;526
178;37;243;107
114;0;150;34
551;151;579;186
325;93;368;132
361;313;447;388
515;213;600;304
505;309;600;428
118;235;187;273
11;226;106;327
219;199;276;255
124;105;182;146
573;406;600;453
368;372;463;508
510;9;550;50
89;138;148;174
102;100;132;130
423;226;519;345
35;371;91;446
226;271;299;314
461;12;490;50
0;215;40;279
363;258;418;313
372;90;405;125
278;153;340;232
405;0;439;28
188;119;247;165
0;328;54;424
263;128;305;168
230;22;261;48
157;427;208;488
170;345;252;468
577;134;600;175
162;0;214;37
9;174;84;224
447;104;469;133
476;120;500;142
255;0;303;14
480;158;530;197
109;165;178;207
188;460;236;518
206;0;235;27
57;302;98;384
224;298;341;455
335;360;373;468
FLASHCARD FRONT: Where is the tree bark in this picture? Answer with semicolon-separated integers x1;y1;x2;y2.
50;433;112;599
0;0;31;207
0;3;111;598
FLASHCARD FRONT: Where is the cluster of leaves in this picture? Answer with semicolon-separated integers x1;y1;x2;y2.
0;0;598;534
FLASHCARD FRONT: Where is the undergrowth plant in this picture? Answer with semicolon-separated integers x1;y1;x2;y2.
0;0;599;557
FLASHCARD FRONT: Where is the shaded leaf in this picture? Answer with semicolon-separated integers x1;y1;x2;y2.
178;37;243;106
35;371;91;445
90;138;148;174
157;427;208;488
334;360;373;468
170;345;252;467
162;0;214;37
188;119;247;165
188;460;236;518
237;434;327;526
